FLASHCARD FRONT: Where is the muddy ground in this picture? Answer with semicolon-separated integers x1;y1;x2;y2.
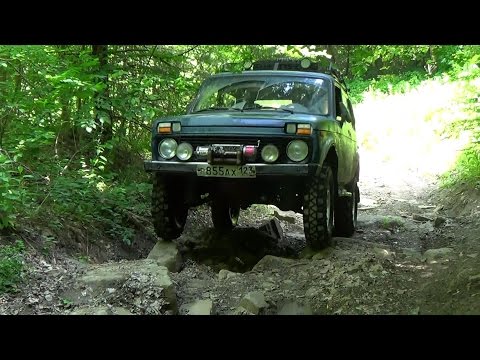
1;152;479;315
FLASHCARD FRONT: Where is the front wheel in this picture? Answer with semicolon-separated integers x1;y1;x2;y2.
151;174;188;241
211;199;240;231
303;164;335;250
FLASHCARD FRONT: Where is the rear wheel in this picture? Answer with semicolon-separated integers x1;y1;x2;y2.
303;164;335;250
151;174;188;241
334;181;358;237
211;198;240;231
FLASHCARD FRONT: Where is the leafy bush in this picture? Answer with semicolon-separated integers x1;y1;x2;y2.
0;152;25;229
0;240;25;293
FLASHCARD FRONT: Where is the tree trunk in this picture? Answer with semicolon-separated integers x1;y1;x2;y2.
92;45;112;143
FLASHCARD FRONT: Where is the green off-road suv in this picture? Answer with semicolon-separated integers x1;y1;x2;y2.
144;58;360;249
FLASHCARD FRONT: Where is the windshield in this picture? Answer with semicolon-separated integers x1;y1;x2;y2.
190;74;330;115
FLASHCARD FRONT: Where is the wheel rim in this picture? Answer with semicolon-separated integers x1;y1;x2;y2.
326;184;333;233
352;187;357;227
352;189;357;226
173;206;187;229
326;187;331;225
229;205;240;226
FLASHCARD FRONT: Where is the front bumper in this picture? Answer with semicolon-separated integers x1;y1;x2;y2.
144;160;317;176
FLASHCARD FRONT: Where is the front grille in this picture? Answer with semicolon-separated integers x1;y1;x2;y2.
173;135;310;163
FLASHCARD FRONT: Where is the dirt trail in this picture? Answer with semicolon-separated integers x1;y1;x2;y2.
1;151;479;315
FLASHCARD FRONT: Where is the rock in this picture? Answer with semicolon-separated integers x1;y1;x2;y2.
372;247;394;260
402;248;423;261
262;281;276;291
71;306;132;315
218;269;239;280
180;299;213;315
44;294;53;302
312;247;334;260
300;246;317;259
418;205;436;209
424;248;454;262
229;306;254;315
147;241;182;272
112;307;133;315
357;214;404;228
434;216;446;228
273;208;297;224
252;255;295;271
278;302;313;315
306;287;319;299
257;218;283;241
468;274;480;282
239;291;268;315
413;214;432;222
370;264;384;273
79;259;176;311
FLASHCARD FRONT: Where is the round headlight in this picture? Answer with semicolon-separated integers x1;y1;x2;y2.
177;142;193;161
261;144;279;163
158;138;177;159
287;140;308;162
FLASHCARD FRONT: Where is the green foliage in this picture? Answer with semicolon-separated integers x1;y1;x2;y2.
36;175;151;246
0;151;26;229
441;145;480;187
379;216;404;231
0;240;25;293
1;44;480;246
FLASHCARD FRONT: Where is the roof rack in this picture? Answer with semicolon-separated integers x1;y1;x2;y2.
251;58;348;89
218;58;349;89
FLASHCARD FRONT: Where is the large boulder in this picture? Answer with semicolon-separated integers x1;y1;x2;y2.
77;259;176;312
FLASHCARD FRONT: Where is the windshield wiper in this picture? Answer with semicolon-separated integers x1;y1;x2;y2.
193;107;242;113
244;106;294;114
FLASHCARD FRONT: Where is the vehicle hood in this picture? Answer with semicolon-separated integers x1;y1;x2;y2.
154;111;331;135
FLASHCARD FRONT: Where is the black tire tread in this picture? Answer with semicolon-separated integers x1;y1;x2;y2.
303;165;334;250
151;174;184;241
334;188;356;237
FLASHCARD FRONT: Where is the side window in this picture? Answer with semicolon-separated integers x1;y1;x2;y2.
341;89;352;123
334;86;342;118
347;98;356;129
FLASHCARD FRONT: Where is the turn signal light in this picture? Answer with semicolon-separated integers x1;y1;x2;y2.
297;124;312;135
158;122;172;134
157;122;181;134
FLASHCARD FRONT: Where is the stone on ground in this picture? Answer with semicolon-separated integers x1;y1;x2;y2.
218;269;239;280
258;218;283;241
180;299;213;315
252;255;295;271
278;302;313;315
78;259;176;311
239;291;268;315
147;241;182;272
424;248;454;262
71;306;132;315
272;208;297;224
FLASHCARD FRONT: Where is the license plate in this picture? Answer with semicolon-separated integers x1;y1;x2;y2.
196;164;256;178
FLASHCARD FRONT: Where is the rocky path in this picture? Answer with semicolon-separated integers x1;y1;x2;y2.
1;153;479;315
